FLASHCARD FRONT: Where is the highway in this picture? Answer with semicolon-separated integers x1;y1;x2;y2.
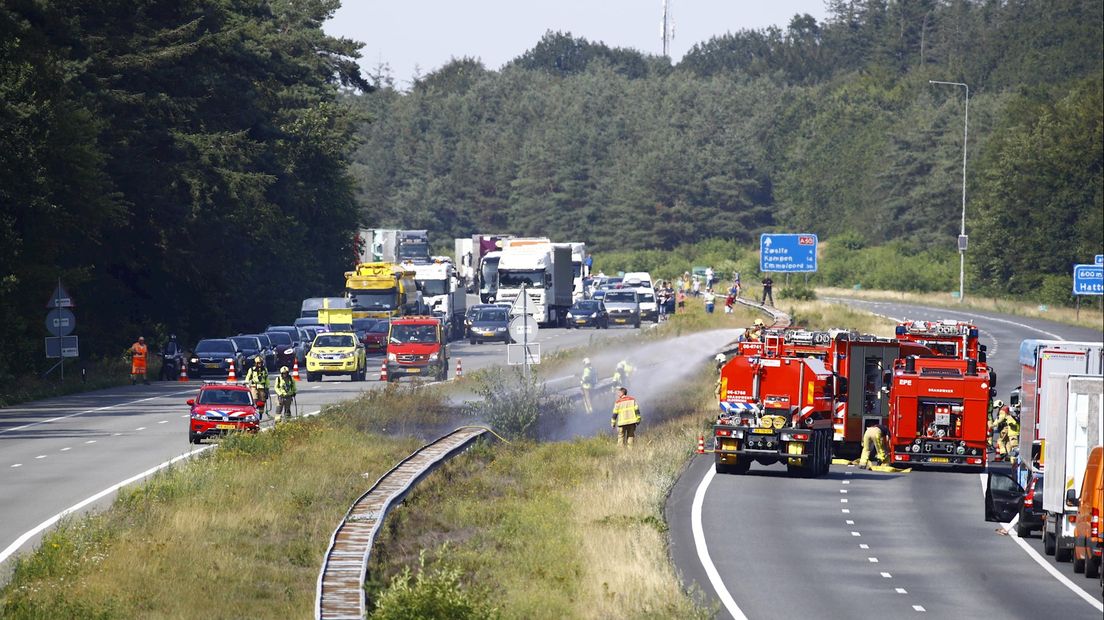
667;300;1104;619
0;318;634;574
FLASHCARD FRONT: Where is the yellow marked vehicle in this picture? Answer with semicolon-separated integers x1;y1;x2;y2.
305;331;367;382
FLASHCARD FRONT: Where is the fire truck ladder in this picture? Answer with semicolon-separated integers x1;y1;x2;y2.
315;426;494;619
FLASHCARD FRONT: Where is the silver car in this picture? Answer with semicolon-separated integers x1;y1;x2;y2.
602;290;641;328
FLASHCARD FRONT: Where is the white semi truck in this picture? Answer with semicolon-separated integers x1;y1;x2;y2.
411;259;466;340
495;239;573;326
1041;374;1103;562
556;242;588;301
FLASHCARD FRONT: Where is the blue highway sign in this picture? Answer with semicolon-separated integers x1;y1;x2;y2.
760;234;818;273
1095;254;1103;265
1073;264;1103;296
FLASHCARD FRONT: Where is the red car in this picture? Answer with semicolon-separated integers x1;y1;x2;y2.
363;320;389;354
187;383;262;444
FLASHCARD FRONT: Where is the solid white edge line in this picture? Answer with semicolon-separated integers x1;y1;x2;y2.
0;388;196;435
978;473;1103;612
692;465;749;620
0;444;214;565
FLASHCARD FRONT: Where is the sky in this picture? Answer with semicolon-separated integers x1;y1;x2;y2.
324;1;830;87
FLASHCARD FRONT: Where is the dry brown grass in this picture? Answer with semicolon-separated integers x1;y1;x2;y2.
816;286;1104;331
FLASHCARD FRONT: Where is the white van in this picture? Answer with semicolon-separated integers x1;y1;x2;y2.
622;272;657;323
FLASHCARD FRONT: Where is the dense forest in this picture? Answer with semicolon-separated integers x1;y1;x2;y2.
350;0;1102;300
1;0;1102;381
0;0;366;379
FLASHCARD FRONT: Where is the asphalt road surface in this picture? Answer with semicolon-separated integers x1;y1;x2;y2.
667;299;1104;619
0;318;638;574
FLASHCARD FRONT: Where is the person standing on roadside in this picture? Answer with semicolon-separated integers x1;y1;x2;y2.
705;266;715;289
580;358;596;414
274;366;297;422
761;275;774;306
676;289;686;312
129;336;149;385
245;356;269;417
724;291;735;314
703;288;716;314
611;387;641;448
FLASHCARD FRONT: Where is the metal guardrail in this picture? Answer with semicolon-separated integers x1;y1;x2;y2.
315;426;491;619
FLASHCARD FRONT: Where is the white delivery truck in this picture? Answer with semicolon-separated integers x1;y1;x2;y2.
1015;340;1104;479
556;242;588;301
1041;375;1103;562
495;239;573;326
411;259;466;340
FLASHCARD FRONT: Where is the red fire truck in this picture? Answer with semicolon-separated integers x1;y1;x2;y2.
886;320;992;469
714;329;928;475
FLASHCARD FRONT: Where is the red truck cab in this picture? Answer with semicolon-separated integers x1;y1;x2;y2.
385;316;449;382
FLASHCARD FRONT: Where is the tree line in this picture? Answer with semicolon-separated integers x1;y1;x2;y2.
350;0;1102;304
0;0;366;380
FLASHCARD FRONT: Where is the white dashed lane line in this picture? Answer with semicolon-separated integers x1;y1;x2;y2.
85;440;96;444
158;420;168;424
881;572;893;578
896;588;908;594
913;605;926;612
35;455;46;460
10;464;21;468
851;531;861;537
60;447;71;452
868;557;879;563
860;544;869;549
135;427;146;431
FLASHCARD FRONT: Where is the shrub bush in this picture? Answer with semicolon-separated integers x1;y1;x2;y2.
463;368;570;439
778;286;817;301
371;551;498;620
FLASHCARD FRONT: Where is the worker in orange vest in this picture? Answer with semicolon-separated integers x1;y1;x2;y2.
611;387;642;448
129;336;149;385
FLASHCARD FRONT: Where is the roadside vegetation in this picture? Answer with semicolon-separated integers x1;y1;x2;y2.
0;356;137;408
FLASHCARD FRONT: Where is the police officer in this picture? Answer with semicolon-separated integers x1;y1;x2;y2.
274;366;297;422
580;358;596;414
611;387;642;448
244;356;269;416
859;421;889;468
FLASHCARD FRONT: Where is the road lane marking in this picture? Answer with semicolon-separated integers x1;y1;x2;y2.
868;557;879;563
881;572;892;578
85;440;96;444
913;605;926;612
60;447;71;452
846;520;855;524
896;588;907;594
0;443;215;566
840;489;848;493
692;466;750;620
978;475;1103;612
135;427;146;431
842;480;850;484
842;509;850;513
851;531;861;537
0;389;195;435
35;455;46;460
841;499;848;503
860;544;869;549
10;464;21;468
158;420;168;424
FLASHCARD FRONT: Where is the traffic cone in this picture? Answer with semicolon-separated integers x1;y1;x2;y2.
178;362;189;382
379;361;388;382
227;360;237;382
697;435;705;454
292;358;301;382
455;358;463;379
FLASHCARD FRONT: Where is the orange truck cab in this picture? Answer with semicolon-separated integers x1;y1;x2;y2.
1073;446;1104;579
385;316;449;382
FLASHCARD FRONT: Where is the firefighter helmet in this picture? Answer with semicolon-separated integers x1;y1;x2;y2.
754;319;765;327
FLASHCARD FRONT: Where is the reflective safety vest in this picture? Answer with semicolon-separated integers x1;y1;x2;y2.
245;366;268;389
130;343;148;373
612;396;641;426
581;366;596;388
998;411;1019;435
275;375;297;397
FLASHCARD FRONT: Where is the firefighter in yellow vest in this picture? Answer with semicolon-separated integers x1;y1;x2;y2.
580;358;596;414
612;359;633;393
745;319;765;342
859;422;889;468
611;387;641;448
995;405;1019;462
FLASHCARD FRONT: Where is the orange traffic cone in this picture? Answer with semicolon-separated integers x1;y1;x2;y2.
292;358;301;382
178;362;189;382
379;361;388;382
455;358;462;379
227;360;237;382
697;435;705;454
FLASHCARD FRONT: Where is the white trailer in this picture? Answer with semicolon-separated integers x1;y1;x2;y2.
556;242;588;301
454;238;474;290
496;240;572;326
1041;375;1103;562
411;260;466;340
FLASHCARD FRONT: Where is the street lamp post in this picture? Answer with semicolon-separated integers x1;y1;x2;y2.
929;80;969;303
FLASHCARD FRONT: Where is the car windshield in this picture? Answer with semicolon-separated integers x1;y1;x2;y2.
476;309;508;322
420;279;449;297
266;332;292;346
352;319;377;331
195;340;233;353
480;257;500;293
572;302;600;312
369;322;390;334
199;389;252;406
251;334;272;347
315;334;355;348
638;292;655;303
498;270;545;288
230;337;259;351
390;324;438;344
605;292;637;303
348;291;395;311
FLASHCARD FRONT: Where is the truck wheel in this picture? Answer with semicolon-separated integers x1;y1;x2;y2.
1056;539;1073;562
1087;555;1100;579
1044;530;1056;555
818;432;832;477
1074;551;1086;573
